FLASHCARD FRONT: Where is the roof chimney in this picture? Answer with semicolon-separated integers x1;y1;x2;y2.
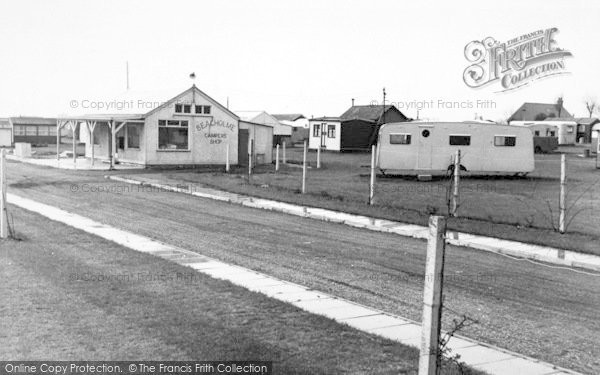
352;98;355;107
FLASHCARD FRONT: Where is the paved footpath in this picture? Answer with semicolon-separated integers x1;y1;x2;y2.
7;193;582;375
108;175;600;272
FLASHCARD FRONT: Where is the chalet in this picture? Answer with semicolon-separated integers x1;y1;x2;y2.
237;111;292;146
308;104;408;151
508;102;572;122
272;114;308;145
9;116;59;145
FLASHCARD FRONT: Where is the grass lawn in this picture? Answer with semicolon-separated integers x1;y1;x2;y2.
6;162;600;374
124;145;600;255
0;206;482;375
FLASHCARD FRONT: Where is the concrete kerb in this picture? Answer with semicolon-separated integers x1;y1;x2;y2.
106;175;600;272
6;192;583;375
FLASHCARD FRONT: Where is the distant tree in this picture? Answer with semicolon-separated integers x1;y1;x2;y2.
584;97;597;117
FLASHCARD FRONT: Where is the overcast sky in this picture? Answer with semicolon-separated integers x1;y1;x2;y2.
0;0;597;121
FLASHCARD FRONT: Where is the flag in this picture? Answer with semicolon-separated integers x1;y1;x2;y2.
189;72;196;79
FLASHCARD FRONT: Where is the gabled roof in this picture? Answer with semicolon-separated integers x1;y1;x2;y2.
235;111;279;127
146;85;239;120
508;102;572;122
272;114;305;121
340;105;406;122
573;117;600;125
236;111;265;122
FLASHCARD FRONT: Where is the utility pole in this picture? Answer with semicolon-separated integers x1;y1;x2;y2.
382;87;386;124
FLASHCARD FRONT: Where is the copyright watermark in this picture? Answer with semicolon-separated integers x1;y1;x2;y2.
369;98;496;111
69;99;167;111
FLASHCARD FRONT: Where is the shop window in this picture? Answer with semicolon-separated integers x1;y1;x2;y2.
158;119;188;150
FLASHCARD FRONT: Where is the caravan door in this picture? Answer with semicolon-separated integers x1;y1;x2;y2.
417;125;433;169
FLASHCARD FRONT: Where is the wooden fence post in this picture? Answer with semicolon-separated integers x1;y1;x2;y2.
317;145;321;169
418;215;446;375
301;140;307;194
226;142;230;173
0;149;7;239
451;150;460;217
275;144;280;171
282;141;286;164
559;154;566;233
369;145;376;205
248;139;253;182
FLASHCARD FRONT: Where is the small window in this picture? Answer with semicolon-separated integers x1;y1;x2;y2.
26;126;37;136
159;120;166;126
203;106;211;114
327;125;336;138
449;135;471;146
175;104;183;113
313;124;320;137
534;131;540;136
195;105;202;114
38;126;49;136
183;104;191;113
567;126;574;133
127;124;140;149
494;135;516;147
14;125;25;136
180;120;188;127
390;133;411;145
550;131;556;137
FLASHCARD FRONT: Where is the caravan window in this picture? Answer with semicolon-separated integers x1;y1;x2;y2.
390;133;411;145
449;135;471;146
494;135;516;147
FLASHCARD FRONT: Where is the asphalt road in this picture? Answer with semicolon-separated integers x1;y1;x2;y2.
6;161;600;374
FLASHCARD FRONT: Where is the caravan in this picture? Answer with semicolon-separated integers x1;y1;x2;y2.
377;121;534;175
511;120;577;145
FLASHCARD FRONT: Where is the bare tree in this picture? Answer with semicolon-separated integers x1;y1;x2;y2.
584;97;597;117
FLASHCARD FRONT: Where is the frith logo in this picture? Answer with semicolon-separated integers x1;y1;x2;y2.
463;28;573;92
